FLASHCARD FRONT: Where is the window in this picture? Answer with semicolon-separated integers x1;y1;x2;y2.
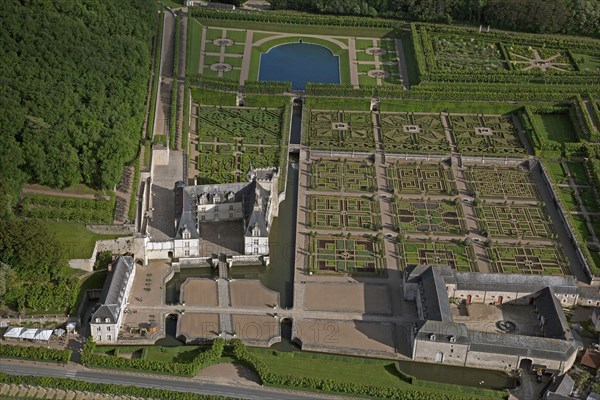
253;239;260;246
96;327;101;332
95;318;100;323
229;205;234;211
97;336;102;341
229;213;234;219
105;318;110;323
107;326;111;332
184;241;190;248
184;249;190;257
107;335;112;341
201;215;206;221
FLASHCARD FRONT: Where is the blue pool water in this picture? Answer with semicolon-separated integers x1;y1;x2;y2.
258;42;340;90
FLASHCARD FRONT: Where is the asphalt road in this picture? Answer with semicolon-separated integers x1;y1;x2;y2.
0;362;354;400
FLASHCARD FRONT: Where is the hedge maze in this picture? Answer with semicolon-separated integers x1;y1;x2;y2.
308;195;381;230
450;114;526;156
309;158;376;192
197;107;282;183
394;199;466;235
487;244;569;275
307;234;385;274
387;162;456;195
398;240;476;272
379;112;449;154
306;111;375;151
465;166;538;200
476;203;553;239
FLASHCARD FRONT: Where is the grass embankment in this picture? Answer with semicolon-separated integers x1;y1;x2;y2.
245;347;506;400
531;113;578;144
42;221;123;259
187;17;203;74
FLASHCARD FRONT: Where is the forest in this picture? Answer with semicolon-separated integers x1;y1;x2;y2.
268;0;600;36
0;0;157;312
0;0;157;216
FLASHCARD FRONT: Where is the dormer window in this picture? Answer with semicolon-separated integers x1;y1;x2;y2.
182;225;190;239
252;227;260;237
105;318;110;323
429;334;436;341
95;318;101;323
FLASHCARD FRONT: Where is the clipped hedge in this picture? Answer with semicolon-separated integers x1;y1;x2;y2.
191;8;399;29
0;343;72;364
0;373;234;400
81;338;224;376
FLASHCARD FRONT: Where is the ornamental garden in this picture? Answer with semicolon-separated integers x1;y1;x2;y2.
186;8;600;281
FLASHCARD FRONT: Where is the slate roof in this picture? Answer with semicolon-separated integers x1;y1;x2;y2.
174;181;199;240
452;272;578;294
534;287;571;340
91;256;134;324
420;267;453;322
545;373;575;399
174;168;276;243
245;208;268;237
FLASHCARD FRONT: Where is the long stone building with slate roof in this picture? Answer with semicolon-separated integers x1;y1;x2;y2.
405;266;579;373
89;256;135;343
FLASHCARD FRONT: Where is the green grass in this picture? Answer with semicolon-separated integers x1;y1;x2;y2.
42;221;124;259
159;0;183;8
187;18;203;74
305;96;371;110
244;94;289;108
567;162;590;186
571;215;591;239
248;349;504;399
545;161;568;184
191;88;236;106
557;187;579;212
532;113;578;144
574;53;600;72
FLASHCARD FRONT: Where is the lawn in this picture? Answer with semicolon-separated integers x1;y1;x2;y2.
187;18;203;74
42;221;124;259
544;161;568;184
567;162;590;186
248;349;504;400
532;113;578;144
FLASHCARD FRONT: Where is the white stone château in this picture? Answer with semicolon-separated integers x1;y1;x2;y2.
89;256;135;343
173;167;278;257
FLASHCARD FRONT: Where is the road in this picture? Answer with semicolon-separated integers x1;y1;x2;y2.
0;362;358;400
